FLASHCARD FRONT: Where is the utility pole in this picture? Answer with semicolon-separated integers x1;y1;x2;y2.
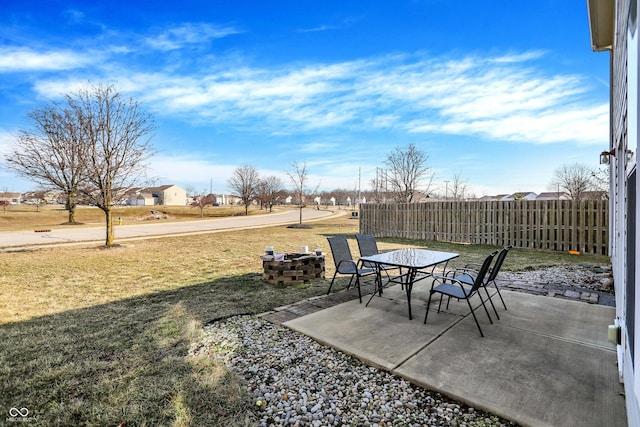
444;180;450;200
358;167;361;206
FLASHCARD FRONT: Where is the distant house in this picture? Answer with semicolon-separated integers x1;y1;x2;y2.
501;192;537;201
0;192;21;204
128;193;155;206
535;192;571;201
127;185;187;206
477;195;501;201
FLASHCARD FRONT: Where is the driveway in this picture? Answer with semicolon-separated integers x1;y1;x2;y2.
0;208;343;249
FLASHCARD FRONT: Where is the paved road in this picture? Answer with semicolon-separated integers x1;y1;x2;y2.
0;208;343;249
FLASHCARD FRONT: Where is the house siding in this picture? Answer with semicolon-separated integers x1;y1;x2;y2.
607;0;640;424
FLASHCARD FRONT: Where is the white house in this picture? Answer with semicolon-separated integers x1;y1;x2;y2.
588;0;640;424
535;192;571;201
501;192;537;201
127;185;187;206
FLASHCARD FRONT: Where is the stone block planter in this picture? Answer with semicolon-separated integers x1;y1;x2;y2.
261;253;325;285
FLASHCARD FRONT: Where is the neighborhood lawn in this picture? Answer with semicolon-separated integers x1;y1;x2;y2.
0;213;610;425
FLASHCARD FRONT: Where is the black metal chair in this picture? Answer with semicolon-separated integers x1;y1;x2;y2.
326;236;375;303
453;246;512;319
355;234;401;286
424;251;496;337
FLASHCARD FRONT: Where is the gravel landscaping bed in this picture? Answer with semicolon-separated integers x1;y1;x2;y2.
190;315;516;426
498;264;615;305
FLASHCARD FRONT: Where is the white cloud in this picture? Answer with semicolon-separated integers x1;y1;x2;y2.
24;46;608;146
0;129;17;156
0;48;93;72
145;23;241;51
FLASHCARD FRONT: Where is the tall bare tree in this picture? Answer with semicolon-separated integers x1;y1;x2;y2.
4;102;90;223
548;163;597;201
71;84;155;246
228;165;260;215
287;161;319;224
384;143;434;202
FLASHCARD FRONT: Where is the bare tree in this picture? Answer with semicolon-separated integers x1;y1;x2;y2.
228;165;260;215
384;143;434;202
369;167;391;203
257;175;285;212
287;161;319;224
190;190;215;218
548;163;597;201
449;173;469;200
4;101;91;223
184;185;196;198
72;84;155;246
591;166;610;199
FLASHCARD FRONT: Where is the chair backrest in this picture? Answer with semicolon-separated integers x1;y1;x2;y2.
355;234;379;257
470;251;497;292
486;245;512;282
327;236;355;272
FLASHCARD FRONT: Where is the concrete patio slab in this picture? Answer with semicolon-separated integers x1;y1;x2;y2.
284;288;627;427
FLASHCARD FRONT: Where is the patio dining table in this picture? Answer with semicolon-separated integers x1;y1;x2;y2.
360;248;459;320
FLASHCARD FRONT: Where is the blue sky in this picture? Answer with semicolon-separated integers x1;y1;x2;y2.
0;0;610;197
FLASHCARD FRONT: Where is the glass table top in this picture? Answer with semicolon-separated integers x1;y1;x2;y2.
360;248;458;269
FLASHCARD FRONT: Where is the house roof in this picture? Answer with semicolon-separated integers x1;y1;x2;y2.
536;192;570;200
501;192;536;200
587;0;614;51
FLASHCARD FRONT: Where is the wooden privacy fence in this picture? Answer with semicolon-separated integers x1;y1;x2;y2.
359;200;609;255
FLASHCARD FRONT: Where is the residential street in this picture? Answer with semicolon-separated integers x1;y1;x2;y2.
0;208;344;250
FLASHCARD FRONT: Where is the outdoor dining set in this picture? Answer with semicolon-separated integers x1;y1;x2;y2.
326;235;512;337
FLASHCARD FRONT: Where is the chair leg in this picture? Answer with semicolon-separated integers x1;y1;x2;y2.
476;291;493;324
346;274;355;290
327;272;338;295
483;286;500;320
494;283;508;310
355;275;362;303
424;291;434;324
465;297;485;337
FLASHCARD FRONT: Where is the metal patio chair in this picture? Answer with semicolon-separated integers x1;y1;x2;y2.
424;251;496;337
326;236;375;303
355;234;402;287
452;245;512;319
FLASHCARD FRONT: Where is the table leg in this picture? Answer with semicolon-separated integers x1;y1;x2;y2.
365;264;384;307
405;268;418;320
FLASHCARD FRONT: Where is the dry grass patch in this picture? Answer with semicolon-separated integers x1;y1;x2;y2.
0;203;273;232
